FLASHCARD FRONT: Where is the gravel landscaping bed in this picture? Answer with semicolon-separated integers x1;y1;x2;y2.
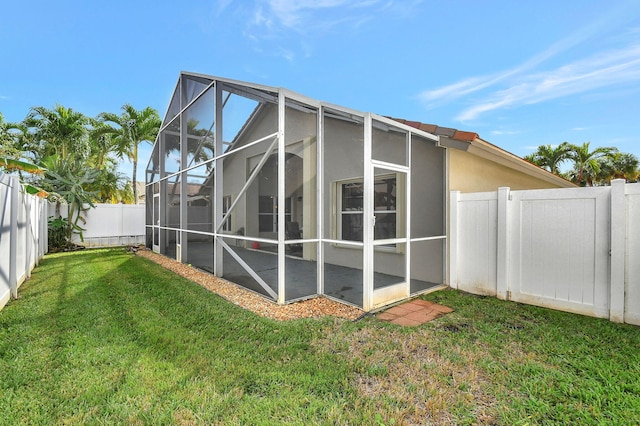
136;249;364;321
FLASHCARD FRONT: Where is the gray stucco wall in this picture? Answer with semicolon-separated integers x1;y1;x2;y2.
220;103;445;285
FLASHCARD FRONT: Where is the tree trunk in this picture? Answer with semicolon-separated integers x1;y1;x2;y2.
132;159;138;203
132;143;139;203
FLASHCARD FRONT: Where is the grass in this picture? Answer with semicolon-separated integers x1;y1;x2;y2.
1;249;639;424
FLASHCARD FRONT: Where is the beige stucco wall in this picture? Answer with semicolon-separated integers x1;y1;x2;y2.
448;148;570;193
445;145;572;287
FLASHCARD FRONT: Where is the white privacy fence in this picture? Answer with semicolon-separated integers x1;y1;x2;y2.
1;174;145;312
450;179;640;325
50;203;146;247
0;174;48;311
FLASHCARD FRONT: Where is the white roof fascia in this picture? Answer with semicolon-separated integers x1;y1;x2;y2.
161;77;181;124
320;100;367;119
280;88;322;109
181;71;281;95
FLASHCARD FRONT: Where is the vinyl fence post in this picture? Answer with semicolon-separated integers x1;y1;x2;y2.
34;197;39;266
37;197;44;261
44;201;49;255
25;192;32;278
609;179;626;323
9;176;19;299
449;190;460;289
496;187;510;300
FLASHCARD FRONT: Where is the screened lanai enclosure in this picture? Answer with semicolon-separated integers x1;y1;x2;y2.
146;72;446;311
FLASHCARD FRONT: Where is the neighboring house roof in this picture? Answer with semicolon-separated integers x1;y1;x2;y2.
389;117;575;188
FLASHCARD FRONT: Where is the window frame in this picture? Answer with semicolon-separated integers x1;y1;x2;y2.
221;195;232;232
332;173;405;253
258;196;292;233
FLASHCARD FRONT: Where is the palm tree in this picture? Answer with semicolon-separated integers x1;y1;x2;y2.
23;105;90;163
16;104;134;205
96;104;161;202
1;113;17;162
524;142;571;175
597;152;639;184
185;118;215;167
566;142;616;186
0;113;48;196
84;118;134;203
88;118;116;171
1;113;25;164
0;113;13;146
89;163;134;204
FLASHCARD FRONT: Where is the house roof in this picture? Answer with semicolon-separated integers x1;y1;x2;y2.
389;117;575;188
389;118;478;142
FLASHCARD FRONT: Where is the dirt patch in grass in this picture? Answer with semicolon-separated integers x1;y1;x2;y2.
315;325;498;425
136;248;364;321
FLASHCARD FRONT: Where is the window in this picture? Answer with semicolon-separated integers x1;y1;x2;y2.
222;195;232;232
336;174;399;242
373;176;397;240
340;182;364;241
258;196;275;232
258;196;291;232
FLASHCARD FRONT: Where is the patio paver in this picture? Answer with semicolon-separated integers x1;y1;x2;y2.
377;299;453;326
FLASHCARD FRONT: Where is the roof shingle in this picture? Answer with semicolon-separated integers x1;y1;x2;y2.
387;117;478;142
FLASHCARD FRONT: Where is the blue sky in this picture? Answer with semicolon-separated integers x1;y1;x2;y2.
2;0;639;181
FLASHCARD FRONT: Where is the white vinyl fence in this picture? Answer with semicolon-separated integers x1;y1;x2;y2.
0;174;48;311
1;175;145;312
450;179;640;325
50;203;145;247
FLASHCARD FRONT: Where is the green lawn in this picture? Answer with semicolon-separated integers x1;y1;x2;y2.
1;249;639;425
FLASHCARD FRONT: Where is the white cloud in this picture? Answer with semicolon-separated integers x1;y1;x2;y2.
455;43;640;121
277;47;295;62
231;0;401;63
456;94;516;121
418;11;611;106
215;0;235;15
491;130;519;136
252;5;273;29
419;76;496;104
214;0;422;64
240;0;410;39
266;0;383;29
420;4;640;122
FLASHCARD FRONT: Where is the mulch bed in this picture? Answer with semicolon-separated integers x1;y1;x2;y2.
135;248;364;321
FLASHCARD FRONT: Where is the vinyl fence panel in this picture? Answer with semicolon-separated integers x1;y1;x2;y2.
451;180;640;325
50;203;146;248
16;186;27;287
625;183;640;325
0;174;13;309
450;191;498;296
0;173;47;312
508;187;610;318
